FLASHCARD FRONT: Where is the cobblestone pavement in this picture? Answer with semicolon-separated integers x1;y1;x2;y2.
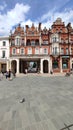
0;74;73;130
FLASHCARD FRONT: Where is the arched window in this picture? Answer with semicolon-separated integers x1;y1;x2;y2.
15;36;21;46
12;48;16;54
43;48;48;54
35;48;39;54
28;48;32;54
20;48;24;54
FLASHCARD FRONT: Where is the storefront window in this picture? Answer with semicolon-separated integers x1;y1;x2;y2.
52;60;58;69
62;59;68;69
62;62;68;69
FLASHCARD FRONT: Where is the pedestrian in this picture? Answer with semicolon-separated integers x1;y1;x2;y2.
5;71;8;79
25;69;27;74
8;69;11;79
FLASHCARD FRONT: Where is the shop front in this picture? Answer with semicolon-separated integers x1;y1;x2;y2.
62;56;70;72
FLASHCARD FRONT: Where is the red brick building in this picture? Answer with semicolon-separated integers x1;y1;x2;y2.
8;18;73;74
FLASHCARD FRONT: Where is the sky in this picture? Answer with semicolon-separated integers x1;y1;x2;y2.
0;0;73;36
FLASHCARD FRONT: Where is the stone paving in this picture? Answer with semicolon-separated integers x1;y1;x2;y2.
0;74;73;130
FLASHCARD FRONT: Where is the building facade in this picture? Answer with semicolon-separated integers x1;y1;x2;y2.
6;18;73;74
0;36;9;73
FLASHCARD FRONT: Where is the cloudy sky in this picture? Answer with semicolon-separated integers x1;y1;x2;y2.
0;0;73;36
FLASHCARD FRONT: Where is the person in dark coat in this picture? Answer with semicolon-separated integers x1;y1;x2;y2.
8;69;11;79
5;71;8;79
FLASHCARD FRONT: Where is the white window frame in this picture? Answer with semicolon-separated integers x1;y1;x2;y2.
43;40;48;44
2;50;6;58
28;48;32;54
35;48;39;54
20;48;24;54
66;48;68;54
3;41;6;46
31;41;35;46
12;48;16;55
43;48;48;54
15;36;21;46
61;48;64;54
51;34;59;43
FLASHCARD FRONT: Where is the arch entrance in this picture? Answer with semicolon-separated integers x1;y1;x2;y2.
43;60;48;73
11;60;17;73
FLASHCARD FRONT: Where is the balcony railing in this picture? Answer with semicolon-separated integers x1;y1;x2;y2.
51;52;60;55
51;52;70;55
11;43;25;46
26;42;40;46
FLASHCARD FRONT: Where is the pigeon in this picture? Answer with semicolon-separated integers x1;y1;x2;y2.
19;98;25;103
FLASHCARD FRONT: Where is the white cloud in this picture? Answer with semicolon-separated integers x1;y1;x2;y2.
39;8;73;29
0;2;73;36
0;3;30;35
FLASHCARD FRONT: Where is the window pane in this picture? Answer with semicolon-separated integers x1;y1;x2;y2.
66;48;68;54
3;41;6;46
21;48;24;54
2;51;5;58
62;62;68;69
28;48;32;54
35;48;39;54
15;38;20;45
61;48;64;54
13;48;16;54
31;41;35;46
43;41;48;44
53;60;58;68
44;48;48;54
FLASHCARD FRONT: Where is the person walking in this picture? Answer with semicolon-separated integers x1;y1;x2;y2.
8;69;11;79
5;71;8;79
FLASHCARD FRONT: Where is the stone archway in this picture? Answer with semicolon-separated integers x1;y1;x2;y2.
11;60;17;73
43;60;48;73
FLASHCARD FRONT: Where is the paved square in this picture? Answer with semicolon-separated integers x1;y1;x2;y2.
0;74;73;130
